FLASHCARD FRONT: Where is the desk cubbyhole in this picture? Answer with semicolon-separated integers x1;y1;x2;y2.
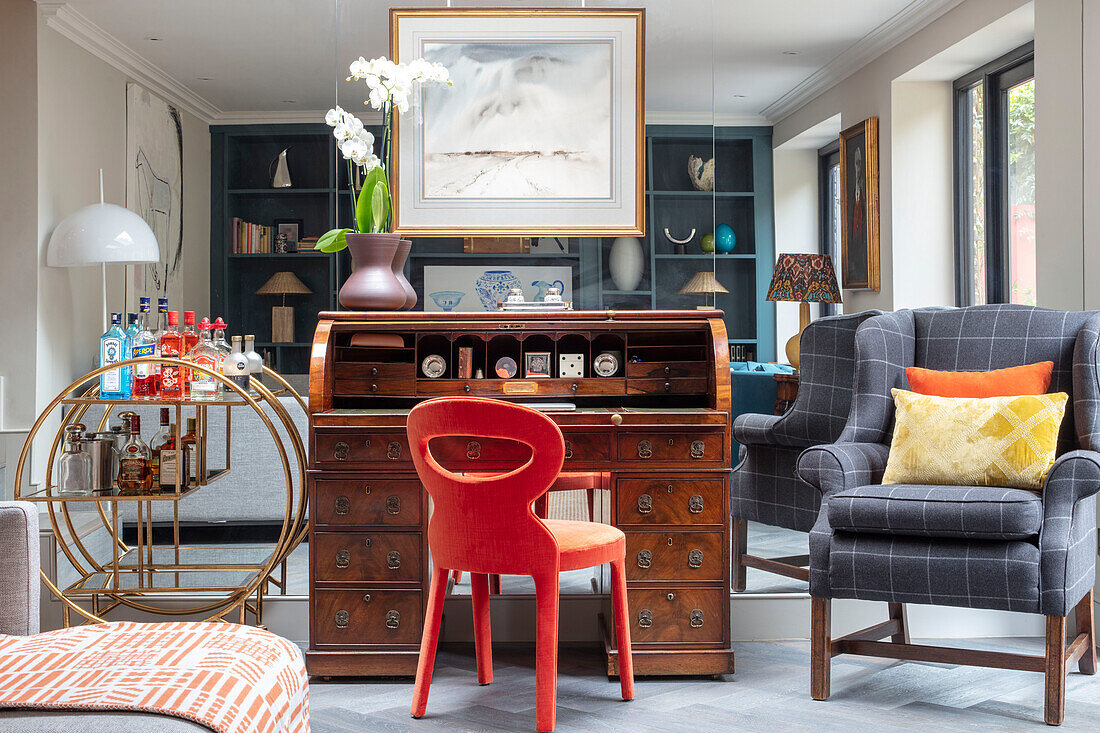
417;334;453;378
487;335;521;378
556;334;590;378
521;334;555;378
451;334;486;380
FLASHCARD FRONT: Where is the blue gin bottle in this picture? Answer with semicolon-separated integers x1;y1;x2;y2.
100;312;132;400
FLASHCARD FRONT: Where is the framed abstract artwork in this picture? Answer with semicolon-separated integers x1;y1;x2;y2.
390;7;645;236
839;116;880;291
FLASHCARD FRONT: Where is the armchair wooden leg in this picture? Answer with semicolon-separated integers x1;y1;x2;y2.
811;596;831;701
732;518;748;592
1075;589;1096;675
1045;614;1067;726
888;603;910;645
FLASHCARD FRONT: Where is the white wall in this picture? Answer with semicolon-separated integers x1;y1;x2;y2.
772;147;821;358
773;0;1033;313
890;81;956;309
0;0;39;500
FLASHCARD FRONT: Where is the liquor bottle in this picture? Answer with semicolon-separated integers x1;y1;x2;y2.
159;311;184;400
125;312;139;343
244;335;264;396
58;424;93;496
181;311;200;396
149;407;171;487
187;318;221;401
131;297;159;399
117;413;153;493
223;335;251;394
99;313;132;400
211;318;232;392
181;417;198;486
152;297;169;393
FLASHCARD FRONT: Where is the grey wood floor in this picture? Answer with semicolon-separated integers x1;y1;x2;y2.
308;637;1100;731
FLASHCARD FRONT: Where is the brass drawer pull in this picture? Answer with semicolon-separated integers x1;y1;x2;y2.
690;440;705;459
334;609;349;628
690;609;704;628
370;366;379;376
370;383;378;393
466;441;481;460
334;495;350;515
464;383;471;393
637;440;652;459
335;549;351;569
688;494;704;514
638;609;653;628
637;493;653;514
386;551;402;570
664;381;671;392
387;441;402;460
386;610;401;629
664;365;671;375
636;549;652;569
688;549;703;569
564;441;574;460
386;495;401;515
333;441;349;461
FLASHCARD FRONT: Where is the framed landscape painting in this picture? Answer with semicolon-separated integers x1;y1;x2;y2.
390;8;645;236
839;116;880;291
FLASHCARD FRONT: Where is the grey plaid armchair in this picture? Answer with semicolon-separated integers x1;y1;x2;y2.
731;310;880;591
799;305;1098;725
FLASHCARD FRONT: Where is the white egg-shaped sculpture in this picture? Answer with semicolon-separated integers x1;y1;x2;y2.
608;236;645;292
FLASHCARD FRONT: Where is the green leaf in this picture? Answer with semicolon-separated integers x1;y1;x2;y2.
356;167;388;233
370;179;390;233
315;228;351;253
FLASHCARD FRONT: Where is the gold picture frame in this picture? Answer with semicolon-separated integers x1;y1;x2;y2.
839;116;880;291
389;7;645;236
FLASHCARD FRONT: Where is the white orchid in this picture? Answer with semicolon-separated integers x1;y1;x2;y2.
324;106;343;126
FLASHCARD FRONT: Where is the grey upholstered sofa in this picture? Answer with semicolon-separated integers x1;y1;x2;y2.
0;501;209;731
799;305;1098;725
730;310;880;590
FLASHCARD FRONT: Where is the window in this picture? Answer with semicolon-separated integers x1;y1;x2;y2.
954;43;1035;305
818;140;841;315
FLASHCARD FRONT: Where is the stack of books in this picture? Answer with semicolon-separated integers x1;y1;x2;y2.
230;217;274;254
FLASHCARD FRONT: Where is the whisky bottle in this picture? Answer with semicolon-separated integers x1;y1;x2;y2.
149;407;171;487
158;311;184;400
117;414;153;493
131;297;159;399
222;335;251;394
187;318;221;401
99;313;132;400
181;417;198;486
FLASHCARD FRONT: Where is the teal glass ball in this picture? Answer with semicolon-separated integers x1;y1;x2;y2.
715;224;736;253
700;233;715;253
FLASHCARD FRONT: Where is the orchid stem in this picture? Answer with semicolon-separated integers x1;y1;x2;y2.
345;159;358;233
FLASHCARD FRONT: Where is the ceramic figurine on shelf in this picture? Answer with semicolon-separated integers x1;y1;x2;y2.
688;154;715;191
663;227;695;256
608;237;644;291
715;223;736;254
701;232;716;253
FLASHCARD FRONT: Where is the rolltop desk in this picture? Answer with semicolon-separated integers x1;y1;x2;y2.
306;310;733;677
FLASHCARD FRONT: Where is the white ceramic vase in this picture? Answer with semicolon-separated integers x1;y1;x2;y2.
608;236;644;292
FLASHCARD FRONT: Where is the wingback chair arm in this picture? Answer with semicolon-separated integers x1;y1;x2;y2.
732;412;816;449
796;441;892;498
1039;450;1100;616
0;501;40;636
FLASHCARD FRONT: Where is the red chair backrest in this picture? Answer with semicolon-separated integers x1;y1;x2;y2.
407;397;566;576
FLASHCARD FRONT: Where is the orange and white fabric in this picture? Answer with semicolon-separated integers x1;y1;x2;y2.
0;621;308;732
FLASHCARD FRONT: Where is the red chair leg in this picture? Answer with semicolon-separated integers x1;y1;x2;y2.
411;565;449;719
534;572;560;733
586;488;595;523
610;557;634;700
471;572;493;685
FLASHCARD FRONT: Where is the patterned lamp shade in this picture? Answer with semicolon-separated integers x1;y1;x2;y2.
765;254;842;303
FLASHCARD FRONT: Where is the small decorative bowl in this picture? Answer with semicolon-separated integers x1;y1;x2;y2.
429;291;465;311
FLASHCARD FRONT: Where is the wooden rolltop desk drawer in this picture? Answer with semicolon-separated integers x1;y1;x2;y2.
307;310;733;678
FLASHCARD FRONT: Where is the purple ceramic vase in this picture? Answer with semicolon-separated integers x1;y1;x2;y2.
339;233;407;311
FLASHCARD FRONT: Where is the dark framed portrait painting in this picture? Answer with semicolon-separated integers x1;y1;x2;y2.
839;117;880;291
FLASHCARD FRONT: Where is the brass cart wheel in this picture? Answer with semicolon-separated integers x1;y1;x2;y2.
14;357;306;626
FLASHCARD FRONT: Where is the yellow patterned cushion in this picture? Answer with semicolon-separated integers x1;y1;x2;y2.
882;389;1068;490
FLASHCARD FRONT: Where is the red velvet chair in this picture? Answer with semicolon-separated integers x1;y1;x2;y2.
408;397;634;732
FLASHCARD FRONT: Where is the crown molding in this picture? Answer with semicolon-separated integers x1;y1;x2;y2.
761;0;967;123
38;2;220;122
212;110;336;125
646;110;772;127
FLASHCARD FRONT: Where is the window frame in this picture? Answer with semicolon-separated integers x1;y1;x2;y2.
953;42;1035;306
818;139;841;316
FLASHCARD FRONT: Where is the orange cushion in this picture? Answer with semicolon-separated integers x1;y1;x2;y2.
544;519;625;571
905;361;1053;398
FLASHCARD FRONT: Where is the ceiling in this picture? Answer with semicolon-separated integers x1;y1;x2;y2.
40;0;948;123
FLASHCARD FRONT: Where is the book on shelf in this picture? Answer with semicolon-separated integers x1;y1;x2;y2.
230;217;274;254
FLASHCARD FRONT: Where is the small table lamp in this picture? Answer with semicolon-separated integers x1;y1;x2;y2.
765;253;842;369
678;271;729;309
256;271;312;343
